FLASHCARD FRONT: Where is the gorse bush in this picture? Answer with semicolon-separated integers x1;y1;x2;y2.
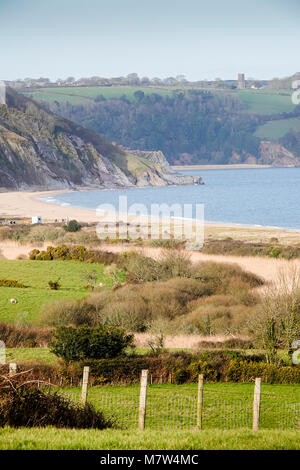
50;325;134;362
0;279;25;288
30;245;119;265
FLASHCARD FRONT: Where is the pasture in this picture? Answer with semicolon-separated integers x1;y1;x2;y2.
24;86;296;117
23;86;173;104
0;427;299;450
60;382;300;431
237;89;294;115
0;381;299;450
0;259;124;323
254;117;300;141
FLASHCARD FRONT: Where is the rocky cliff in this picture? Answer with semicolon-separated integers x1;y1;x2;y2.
257;141;300;167
230;141;300;167
0;89;203;191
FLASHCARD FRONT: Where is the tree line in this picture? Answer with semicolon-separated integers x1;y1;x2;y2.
45;90;262;164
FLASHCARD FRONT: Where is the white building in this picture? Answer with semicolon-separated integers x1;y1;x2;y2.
32;216;42;224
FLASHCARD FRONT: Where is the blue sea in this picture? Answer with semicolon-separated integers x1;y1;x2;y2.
39;167;300;230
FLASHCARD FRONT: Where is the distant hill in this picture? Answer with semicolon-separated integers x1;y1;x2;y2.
21;85;300;167
0;88;202;191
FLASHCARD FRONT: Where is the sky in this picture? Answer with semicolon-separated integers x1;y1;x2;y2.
0;0;299;81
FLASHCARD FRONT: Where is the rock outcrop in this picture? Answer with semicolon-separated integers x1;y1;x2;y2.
0;89;203;191
257;141;300;167
229;141;300;167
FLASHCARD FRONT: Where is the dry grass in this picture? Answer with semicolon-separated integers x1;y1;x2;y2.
133;332;249;349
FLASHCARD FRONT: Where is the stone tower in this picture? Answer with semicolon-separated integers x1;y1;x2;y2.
237;73;245;89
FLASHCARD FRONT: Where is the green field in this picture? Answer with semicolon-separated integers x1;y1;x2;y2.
6;348;57;364
23;86;173;104
0;427;299;450
254;117;300;141
237;89;295;115
0;260;124;323
60;383;300;431
23;86;296;116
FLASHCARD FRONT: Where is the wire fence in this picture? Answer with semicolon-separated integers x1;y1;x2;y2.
58;381;300;431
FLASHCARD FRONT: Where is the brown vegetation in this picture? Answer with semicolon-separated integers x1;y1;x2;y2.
40;251;263;336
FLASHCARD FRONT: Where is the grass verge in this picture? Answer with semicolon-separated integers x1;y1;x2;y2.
0;427;299;450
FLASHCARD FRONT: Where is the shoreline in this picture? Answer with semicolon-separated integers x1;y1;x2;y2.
171;164;272;170
0;189;300;237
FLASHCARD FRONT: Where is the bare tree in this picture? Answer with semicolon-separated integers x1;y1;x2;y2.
250;266;300;363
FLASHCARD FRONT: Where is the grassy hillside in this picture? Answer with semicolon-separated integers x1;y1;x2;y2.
254;117;300;141
0;260;125;323
24;86;173;104
237;89;294;115
24;86;295;115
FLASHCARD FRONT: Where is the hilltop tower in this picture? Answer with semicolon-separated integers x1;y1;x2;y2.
237;73;245;89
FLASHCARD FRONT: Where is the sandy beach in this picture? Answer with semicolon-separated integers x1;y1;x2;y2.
1;189;299;242
0;190;102;223
1;189;300;286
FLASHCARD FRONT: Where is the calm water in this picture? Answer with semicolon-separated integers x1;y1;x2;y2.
40;168;300;230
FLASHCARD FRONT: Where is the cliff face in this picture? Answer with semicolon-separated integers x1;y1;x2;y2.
257;141;300;167
230;141;300;167
0;89;203;191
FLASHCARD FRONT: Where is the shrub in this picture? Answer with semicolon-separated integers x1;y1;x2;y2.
41;298;100;327
0;384;111;429
48;279;61;290
0;323;52;347
150;239;186;249
0;279;25;288
196;338;254;349
63;220;82;232
50;325;134;362
202;238;300;260
30;245;119;265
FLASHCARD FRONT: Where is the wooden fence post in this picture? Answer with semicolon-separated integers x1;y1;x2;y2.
197;374;204;430
80;366;90;406
252;377;261;431
138;369;148;430
9;362;17;377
